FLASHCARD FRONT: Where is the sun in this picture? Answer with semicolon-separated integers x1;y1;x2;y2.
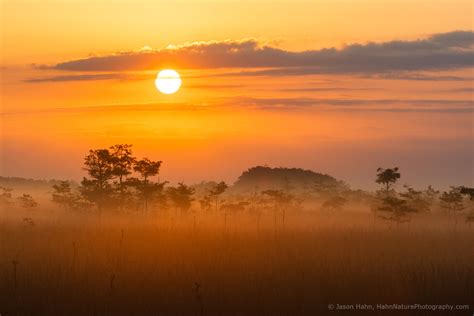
155;69;181;94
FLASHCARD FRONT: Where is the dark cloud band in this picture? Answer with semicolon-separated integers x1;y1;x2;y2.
42;31;474;74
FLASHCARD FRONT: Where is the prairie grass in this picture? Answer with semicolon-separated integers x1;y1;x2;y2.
0;209;473;315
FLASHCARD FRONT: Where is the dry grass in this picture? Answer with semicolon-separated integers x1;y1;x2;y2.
0;209;473;315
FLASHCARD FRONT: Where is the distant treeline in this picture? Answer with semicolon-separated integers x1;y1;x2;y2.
1;144;473;225
0;177;77;192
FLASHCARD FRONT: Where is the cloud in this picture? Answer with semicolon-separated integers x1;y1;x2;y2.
217;68;474;81
43;31;474;74
214;67;329;77
0;103;207;116
230;96;473;106
430;31;474;48
361;73;473;81
280;87;383;92
28;69;473;83
444;87;474;93
24;73;150;83
187;83;243;89
2;98;471;116
225;96;473;112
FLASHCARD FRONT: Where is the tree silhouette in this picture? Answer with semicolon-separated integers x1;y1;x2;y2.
199;195;212;212
220;201;249;214
52;181;77;210
400;185;431;213
313;181;350;199
321;196;347;212
459;186;474;200
17;194;38;208
439;186;466;227
221;201;249;227
132;158;164;213
376;167;401;195
244;187;264;231
439;187;464;213
166;183;195;215
262;189;294;227
459;187;474;225
0;186;13;206
110;144;135;209
373;167;402;225
234;166;340;192
133;158;161;182
78;146;167;213
208;181;228;212
423;185;439;208
80;149;115;213
377;195;417;224
22;217;35;227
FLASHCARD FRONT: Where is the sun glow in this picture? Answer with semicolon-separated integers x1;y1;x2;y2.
155;69;182;94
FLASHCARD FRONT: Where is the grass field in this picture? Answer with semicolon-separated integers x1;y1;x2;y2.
1;208;472;315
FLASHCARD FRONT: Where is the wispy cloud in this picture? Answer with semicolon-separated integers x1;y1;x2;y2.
211;68;474;81
2;97;471;116
361;73;473;81
24;73;151;83
230;96;473;106
41;31;474;74
0;103;207;116
280;87;383;92
186;83;243;89
225;96;474;112
443;87;474;93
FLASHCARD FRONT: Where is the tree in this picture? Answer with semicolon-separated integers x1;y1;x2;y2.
133;158;161;182
377;195;416;224
199;195;212;212
110;144;135;183
246;187;264;230
439;187;464;213
459;187;474;225
220;201;249;214
133;180;167;213
423;185;439;209
109;144;135;208
133;158;163;212
17;194;38;208
52;181;77;210
400;185;431;213
262;189;294;227
440;187;465;227
22;217;35;227
166;183;195;215
0;186;13;205
313;181;350;199
77;146;168;213
376;167;401;195
80;149;115;212
321;196;347;212
460;186;474;200
221;201;249;227
208;181;228;212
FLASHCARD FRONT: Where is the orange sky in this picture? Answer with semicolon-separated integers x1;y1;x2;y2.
1;0;473;189
2;0;473;64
